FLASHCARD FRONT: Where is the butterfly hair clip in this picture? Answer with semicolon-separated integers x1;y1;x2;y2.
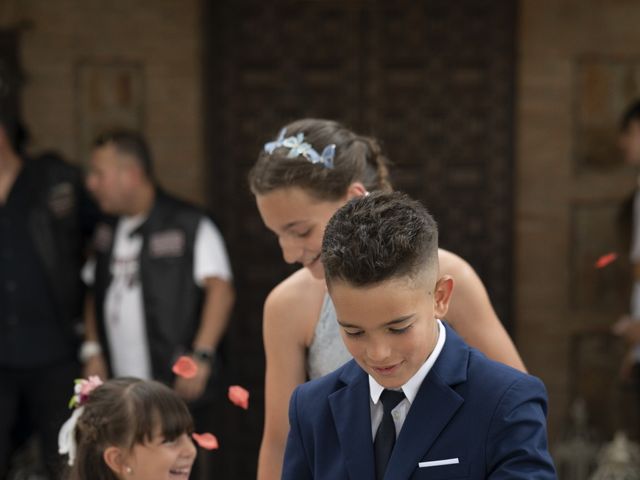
264;128;335;169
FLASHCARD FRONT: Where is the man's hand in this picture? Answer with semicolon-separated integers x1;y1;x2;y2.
613;315;640;344
174;357;212;401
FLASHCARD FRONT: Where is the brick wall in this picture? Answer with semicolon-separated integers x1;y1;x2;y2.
1;0;204;204
517;0;640;443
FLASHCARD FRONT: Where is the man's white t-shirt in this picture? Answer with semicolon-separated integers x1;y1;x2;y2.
83;216;232;379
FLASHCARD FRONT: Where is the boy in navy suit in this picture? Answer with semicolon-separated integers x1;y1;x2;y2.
282;192;556;479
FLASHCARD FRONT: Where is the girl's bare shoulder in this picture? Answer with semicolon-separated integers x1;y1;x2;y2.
263;268;326;344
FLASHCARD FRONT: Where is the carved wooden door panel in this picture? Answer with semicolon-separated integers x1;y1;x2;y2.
204;1;516;477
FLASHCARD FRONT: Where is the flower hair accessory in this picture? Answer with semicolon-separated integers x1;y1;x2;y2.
264;128;336;169
58;376;103;466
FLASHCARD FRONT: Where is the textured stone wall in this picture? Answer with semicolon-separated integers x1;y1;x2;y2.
0;0;204;203
517;0;640;443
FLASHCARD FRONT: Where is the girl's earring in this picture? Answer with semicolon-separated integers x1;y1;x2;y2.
125;466;133;474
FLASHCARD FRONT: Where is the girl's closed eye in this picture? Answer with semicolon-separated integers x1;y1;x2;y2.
293;227;312;238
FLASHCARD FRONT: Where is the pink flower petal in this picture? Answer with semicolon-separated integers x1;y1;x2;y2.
172;356;198;379
192;432;219;450
595;252;618;269
228;385;250;410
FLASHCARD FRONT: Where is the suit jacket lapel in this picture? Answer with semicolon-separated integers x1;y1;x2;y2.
329;361;376;480
384;324;469;480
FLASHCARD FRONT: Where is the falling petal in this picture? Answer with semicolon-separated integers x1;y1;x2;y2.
192;432;219;450
172;356;198;379
228;385;250;410
595;252;618;269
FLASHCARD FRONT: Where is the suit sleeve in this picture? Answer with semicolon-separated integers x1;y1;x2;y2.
282;387;313;480
486;375;557;479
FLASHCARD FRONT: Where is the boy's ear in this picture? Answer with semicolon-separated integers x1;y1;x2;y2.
103;446;128;475
345;181;367;200
433;275;454;318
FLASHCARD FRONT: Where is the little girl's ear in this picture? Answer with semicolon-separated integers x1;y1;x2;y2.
103;446;128;475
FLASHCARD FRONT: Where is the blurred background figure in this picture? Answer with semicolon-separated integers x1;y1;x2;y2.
81;130;234;480
0;109;96;478
613;100;640;380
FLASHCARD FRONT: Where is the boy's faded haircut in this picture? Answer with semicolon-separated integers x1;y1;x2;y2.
321;191;439;287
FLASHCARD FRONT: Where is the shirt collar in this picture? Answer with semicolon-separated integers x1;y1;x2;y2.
369;319;446;405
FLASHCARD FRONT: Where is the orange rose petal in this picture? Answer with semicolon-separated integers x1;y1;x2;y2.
595;252;618;269
192;432;219;450
172;356;198;379
228;385;250;410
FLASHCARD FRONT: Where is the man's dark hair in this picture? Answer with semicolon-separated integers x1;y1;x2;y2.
621;100;640;131
321;191;439;287
0;112;28;155
94;129;154;178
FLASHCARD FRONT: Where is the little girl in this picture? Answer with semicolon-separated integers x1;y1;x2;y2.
59;376;197;480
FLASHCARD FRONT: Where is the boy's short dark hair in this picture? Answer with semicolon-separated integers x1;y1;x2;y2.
94;128;154;178
321;191;439;287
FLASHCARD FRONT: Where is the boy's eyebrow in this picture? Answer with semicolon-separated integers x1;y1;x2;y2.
338;314;415;329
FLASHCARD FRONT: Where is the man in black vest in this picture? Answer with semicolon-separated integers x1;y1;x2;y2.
0;113;95;478
81;130;234;476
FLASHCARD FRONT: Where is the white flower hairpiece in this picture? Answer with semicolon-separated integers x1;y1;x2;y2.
264;128;336;169
58;407;84;466
58;376;104;466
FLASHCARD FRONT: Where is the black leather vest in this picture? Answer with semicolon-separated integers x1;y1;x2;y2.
26;155;93;340
92;190;205;385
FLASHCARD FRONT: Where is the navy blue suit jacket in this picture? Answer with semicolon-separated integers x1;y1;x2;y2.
282;324;556;479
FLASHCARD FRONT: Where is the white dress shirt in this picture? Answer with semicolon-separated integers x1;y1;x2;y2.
369;319;446;440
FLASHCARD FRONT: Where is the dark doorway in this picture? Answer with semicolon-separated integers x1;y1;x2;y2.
203;1;516;477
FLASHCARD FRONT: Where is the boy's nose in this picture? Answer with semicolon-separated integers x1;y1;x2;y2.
366;340;391;363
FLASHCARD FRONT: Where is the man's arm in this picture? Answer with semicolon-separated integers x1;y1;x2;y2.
174;276;235;401
282;387;313;480
174;216;235;400
486;375;557;479
82;292;109;379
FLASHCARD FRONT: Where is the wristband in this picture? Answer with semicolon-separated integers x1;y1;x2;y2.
192;347;215;363
79;341;102;363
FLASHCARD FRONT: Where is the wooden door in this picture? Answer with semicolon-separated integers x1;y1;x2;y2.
203;1;516;477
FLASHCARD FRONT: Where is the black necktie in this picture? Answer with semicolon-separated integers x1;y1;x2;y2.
374;389;406;480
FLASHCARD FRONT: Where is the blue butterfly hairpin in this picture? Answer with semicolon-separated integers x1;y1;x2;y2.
264;128;336;169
